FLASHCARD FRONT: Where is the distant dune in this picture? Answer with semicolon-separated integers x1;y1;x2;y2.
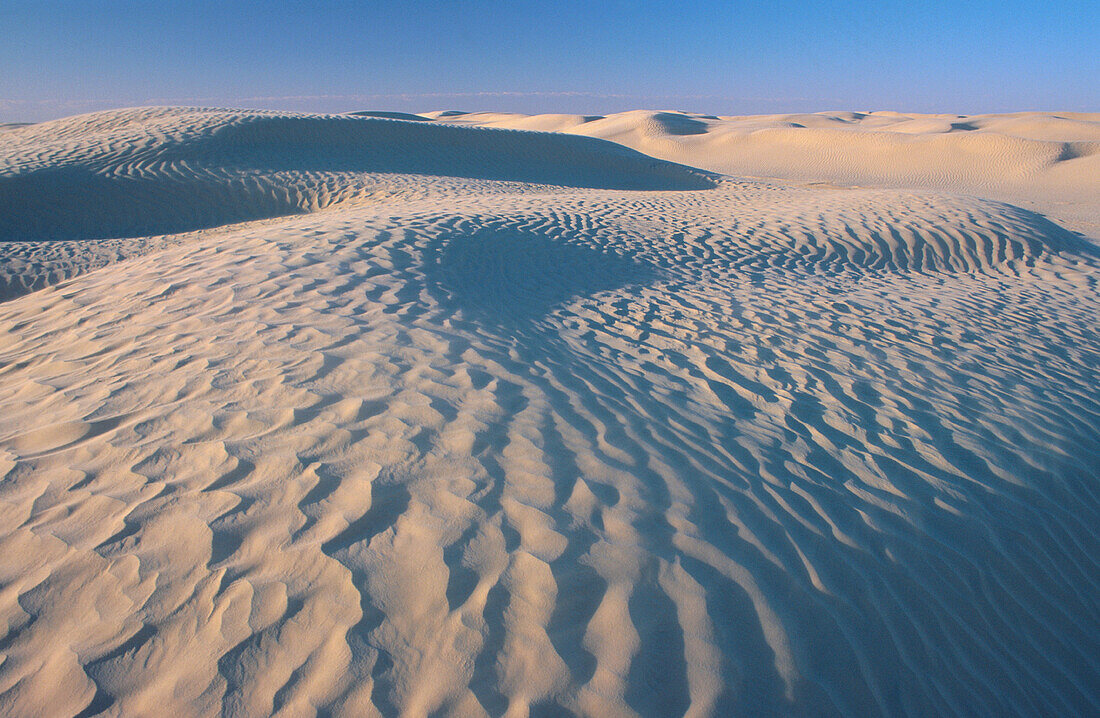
0;107;1097;716
427;108;1100;237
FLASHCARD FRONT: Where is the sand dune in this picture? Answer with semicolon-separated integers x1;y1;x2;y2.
430;109;1100;237
0;108;1098;716
0;107;712;242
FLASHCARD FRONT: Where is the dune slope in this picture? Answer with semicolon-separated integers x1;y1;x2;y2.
0;108;1098;717
432;109;1100;238
0;107;714;243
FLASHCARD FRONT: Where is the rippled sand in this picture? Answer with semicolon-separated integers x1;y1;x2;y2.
0;108;1097;716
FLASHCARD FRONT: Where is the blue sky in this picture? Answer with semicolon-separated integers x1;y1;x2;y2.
1;0;1097;122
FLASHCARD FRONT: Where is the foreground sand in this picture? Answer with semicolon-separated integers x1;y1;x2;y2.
0;108;1098;716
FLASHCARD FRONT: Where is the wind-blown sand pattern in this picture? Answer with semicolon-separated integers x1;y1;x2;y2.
0;107;1098;716
433;109;1100;239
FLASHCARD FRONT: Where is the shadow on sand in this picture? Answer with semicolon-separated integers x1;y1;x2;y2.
422;225;663;329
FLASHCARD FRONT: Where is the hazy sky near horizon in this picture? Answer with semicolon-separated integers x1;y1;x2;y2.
2;0;1097;122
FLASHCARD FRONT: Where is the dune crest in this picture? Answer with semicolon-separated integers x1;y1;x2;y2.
0;107;714;243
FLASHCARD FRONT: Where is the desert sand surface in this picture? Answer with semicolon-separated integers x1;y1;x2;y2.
0;107;1098;716
428;109;1100;239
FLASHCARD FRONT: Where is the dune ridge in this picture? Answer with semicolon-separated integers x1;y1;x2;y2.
0;107;714;243
0;107;1098;716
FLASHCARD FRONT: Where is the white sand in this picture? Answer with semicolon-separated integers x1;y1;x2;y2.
0;107;1098;716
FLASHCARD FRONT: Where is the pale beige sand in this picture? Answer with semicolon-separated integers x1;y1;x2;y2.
0;108;1098;716
428;109;1100;239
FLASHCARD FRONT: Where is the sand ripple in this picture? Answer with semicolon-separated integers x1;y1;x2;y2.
0;109;1098;716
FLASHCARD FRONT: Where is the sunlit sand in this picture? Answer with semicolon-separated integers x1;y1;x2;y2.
1;107;1097;715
